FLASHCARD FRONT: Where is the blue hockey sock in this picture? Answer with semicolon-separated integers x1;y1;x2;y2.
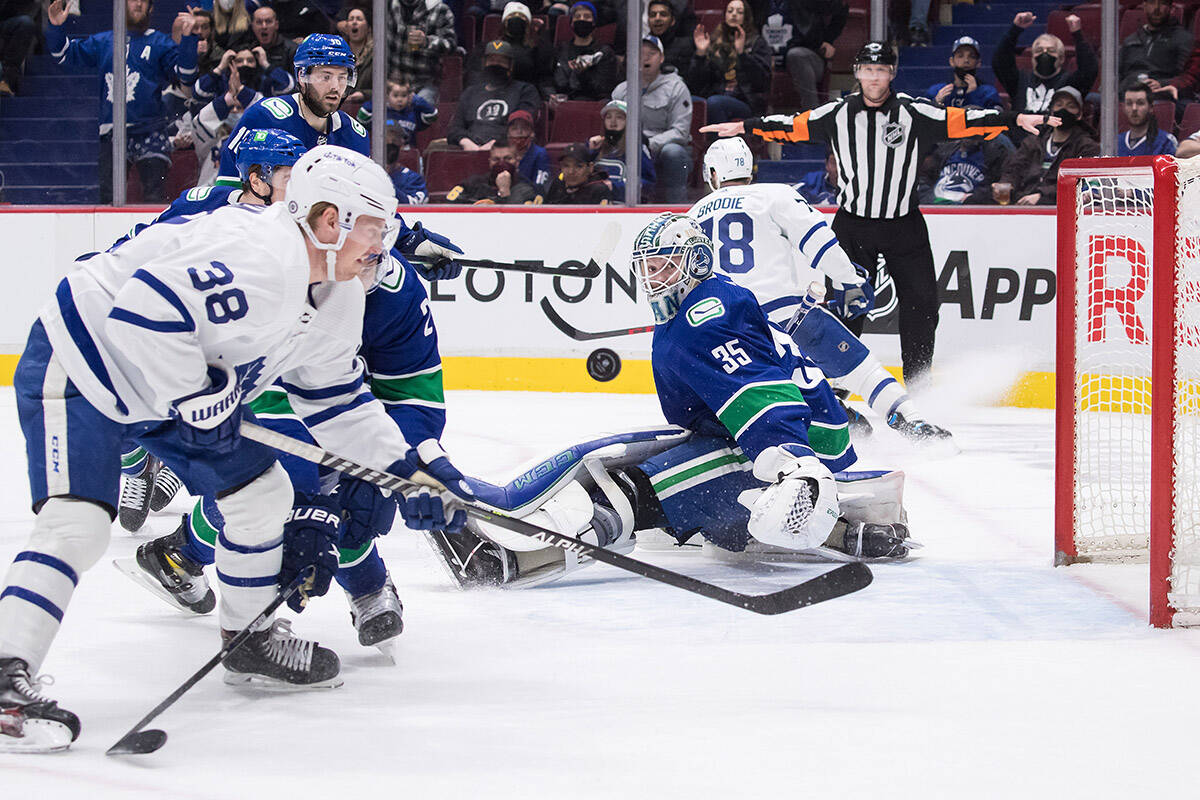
335;541;387;597
120;446;149;477
180;496;220;565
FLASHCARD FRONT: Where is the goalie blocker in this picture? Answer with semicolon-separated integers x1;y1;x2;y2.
425;427;914;590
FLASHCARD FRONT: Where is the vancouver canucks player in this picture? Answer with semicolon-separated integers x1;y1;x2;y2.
428;214;915;590
216;34;368;188
0;147;471;752
690;137;952;443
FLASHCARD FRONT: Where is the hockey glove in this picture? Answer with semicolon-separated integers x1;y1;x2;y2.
388;439;475;532
280;492;342;613
334;476;397;551
170;363;242;455
829;263;875;320
743;445;840;551
399;222;464;281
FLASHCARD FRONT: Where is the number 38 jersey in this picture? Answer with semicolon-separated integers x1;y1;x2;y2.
38;203;410;470
687;183;859;326
652;275;856;472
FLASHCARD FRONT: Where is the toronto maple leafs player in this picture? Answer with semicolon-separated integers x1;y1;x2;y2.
216;34;368;188
0;147;471;753
122;250;452;655
689;137;952;442
428;214;914;590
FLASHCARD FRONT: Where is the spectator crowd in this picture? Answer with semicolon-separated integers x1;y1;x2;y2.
8;0;1200;204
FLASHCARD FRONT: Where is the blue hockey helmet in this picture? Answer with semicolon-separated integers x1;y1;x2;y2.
631;213;715;324
235;128;306;184
294;34;357;86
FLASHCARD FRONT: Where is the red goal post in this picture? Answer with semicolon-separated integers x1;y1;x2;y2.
1054;155;1200;628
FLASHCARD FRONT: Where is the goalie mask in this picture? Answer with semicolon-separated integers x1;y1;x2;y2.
631;213;715;324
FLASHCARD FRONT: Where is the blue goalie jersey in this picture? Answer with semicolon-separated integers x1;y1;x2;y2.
652;276;855;473
216;93;370;186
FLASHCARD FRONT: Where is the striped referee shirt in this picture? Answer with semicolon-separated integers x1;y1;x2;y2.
745;93;1017;219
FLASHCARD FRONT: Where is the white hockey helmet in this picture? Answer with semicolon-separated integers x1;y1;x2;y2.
631;212;715;324
703;137;754;191
285;145;400;280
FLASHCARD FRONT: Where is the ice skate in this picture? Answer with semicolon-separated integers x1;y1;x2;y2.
887;412;952;442
0;658;80;753
149;464;184;512
348;576;403;661
222;620;342;690
112;521;215;615
118;454;162;533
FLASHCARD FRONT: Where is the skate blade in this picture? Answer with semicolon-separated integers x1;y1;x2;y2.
374;639;398;665
222;670;344;692
111;558;208;616
0;720;75;753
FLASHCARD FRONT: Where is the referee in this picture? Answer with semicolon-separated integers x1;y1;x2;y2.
702;41;1055;387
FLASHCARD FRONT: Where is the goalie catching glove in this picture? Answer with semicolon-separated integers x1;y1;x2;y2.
398;222;464;282
388;439;474;532
744;444;840;551
828;263;875;320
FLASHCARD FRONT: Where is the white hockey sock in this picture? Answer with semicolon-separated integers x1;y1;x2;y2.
214;463;292;632
836;361;922;421
0;498;110;671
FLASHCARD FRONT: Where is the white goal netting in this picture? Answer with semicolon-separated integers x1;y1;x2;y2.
1069;160;1200;624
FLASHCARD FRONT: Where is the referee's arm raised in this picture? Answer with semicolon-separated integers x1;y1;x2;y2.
701;106;1055;141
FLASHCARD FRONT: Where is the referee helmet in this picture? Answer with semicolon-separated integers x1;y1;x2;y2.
854;41;897;68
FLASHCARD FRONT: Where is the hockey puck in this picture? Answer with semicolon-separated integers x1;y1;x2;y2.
586;348;621;382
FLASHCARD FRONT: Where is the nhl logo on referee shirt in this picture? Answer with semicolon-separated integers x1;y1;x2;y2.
882;122;905;148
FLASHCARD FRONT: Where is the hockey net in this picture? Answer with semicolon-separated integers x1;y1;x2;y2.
1056;156;1200;627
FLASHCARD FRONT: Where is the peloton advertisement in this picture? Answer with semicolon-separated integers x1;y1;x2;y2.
2;207;1059;403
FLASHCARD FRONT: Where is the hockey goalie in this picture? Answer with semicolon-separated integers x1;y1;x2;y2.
428;214;917;589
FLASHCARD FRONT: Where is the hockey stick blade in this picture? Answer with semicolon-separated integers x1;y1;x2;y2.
240;423;873;615
105;570;310;756
408;255;600;279
540;297;654;341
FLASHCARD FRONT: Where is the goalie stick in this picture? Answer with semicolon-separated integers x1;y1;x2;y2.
238;422;874;616
540;296;655;341
106;567;313;757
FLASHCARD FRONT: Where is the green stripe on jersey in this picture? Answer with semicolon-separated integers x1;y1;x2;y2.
214;175;241;187
651;452;748;493
716;381;808;439
248;388;296;418
339;540;375;567
808;421;852;460
370;367;445;406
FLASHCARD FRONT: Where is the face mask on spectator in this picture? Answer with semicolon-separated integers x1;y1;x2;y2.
953;66;976;80
1052;108;1078;128
506;18;528;38
217;0;235;11
238;65;261;85
603;128;622;145
484;64;511;84
572;19;595;37
1034;52;1058;77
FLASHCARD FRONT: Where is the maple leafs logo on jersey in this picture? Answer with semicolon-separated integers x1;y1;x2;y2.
105;69;141;103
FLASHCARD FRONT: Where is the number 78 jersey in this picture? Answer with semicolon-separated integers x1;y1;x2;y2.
687;183;859;326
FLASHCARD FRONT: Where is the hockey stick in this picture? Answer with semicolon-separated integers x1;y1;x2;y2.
540;296;655;341
407;255;601;279
105;567;313;756
239;422;873;616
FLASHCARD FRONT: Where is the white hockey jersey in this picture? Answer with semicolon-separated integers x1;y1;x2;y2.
39;203;411;470
687;183;858;325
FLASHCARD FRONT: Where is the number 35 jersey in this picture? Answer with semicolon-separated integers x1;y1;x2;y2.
687;183;858;326
651;275;856;473
38;203;410;468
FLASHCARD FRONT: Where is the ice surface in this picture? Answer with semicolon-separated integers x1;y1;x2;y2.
1;388;1197;798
